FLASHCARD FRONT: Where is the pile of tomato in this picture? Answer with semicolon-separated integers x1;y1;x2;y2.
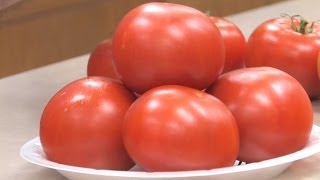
39;2;319;172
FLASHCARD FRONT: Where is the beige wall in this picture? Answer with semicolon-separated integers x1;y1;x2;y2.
0;0;285;78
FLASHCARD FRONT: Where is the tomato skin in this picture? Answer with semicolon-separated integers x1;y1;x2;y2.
206;67;313;163
245;18;320;98
317;51;320;79
112;3;224;94
87;39;118;79
210;17;247;73
40;77;135;170
123;85;239;172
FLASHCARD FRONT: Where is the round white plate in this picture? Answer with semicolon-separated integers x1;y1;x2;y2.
20;125;320;180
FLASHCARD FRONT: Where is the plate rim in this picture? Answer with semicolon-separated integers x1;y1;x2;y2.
20;125;320;178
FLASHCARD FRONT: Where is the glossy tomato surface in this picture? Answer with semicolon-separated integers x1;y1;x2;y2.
245;17;320;98
123;85;239;172
207;67;313;163
40;77;135;170
87;39;118;79
112;3;224;94
210;17;247;73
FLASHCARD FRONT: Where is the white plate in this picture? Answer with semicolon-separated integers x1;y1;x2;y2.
20;125;320;180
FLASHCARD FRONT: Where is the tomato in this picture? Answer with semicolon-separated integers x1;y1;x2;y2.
122;85;239;172
245;15;320;98
112;2;224;94
210;17;247;73
40;77;135;170
317;50;320;79
87;39;118;79
206;67;313;163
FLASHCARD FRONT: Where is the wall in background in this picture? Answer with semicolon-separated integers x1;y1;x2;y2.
0;0;285;78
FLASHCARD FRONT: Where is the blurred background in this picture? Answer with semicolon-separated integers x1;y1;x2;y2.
0;0;286;78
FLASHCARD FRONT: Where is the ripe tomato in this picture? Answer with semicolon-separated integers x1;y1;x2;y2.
317;50;320;79
245;16;320;98
112;3;224;94
123;85;239;172
40;77;135;170
87;39;118;79
207;67;313;163
210;17;247;73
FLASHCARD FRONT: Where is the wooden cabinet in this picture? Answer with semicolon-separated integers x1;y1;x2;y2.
0;0;285;78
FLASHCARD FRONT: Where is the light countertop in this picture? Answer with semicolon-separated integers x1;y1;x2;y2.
1;0;320;179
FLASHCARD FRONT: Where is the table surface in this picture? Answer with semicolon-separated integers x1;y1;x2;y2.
1;0;320;179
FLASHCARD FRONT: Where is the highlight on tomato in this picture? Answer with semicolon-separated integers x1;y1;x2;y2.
207;67;313;163
245;14;320;98
122;85;239;172
112;2;225;94
40;77;136;170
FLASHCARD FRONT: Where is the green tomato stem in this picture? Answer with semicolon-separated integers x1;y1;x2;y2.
281;13;314;35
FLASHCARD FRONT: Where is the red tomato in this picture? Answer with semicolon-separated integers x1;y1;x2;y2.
206;67;313;163
210;17;247;73
112;3;224;94
317;51;320;79
87;39;118;79
40;77;135;170
123;85;239;172
245;16;320;98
